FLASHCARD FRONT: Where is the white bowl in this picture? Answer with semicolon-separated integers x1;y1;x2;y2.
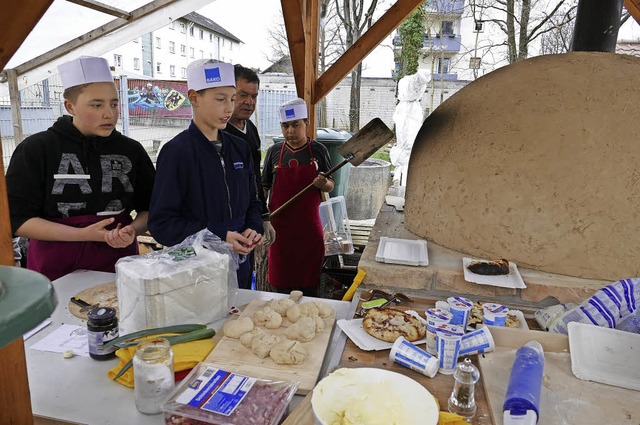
311;367;439;425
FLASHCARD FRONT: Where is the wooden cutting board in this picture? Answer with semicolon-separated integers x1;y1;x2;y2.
68;281;118;320
205;299;337;395
479;327;639;425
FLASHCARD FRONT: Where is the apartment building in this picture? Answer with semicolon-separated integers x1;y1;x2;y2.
104;12;242;80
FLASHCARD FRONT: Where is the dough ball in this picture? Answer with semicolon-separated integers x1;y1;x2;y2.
286;304;302;323
251;334;282;358
269;339;306;365
223;317;254;339
267;298;296;315
289;290;304;302
314;316;325;333
314;301;334;318
286;316;317;342
240;327;265;348
299;302;320;318
253;306;283;329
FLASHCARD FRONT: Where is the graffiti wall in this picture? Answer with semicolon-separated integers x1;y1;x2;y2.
127;79;191;118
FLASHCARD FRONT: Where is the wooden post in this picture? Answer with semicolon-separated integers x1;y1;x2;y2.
7;69;25;145
0;137;34;424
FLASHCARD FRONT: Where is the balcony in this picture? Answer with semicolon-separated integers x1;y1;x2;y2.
431;73;458;81
423;33;461;53
425;0;465;15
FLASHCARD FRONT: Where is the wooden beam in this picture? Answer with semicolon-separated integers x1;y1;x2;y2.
625;0;640;24
7;69;24;145
282;0;306;97
0;0;53;70
65;0;131;19
314;0;423;103
4;0;213;91
305;0;320;137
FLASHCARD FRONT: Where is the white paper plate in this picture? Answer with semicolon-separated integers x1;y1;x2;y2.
375;237;429;266
337;318;426;351
462;257;526;289
568;322;640;391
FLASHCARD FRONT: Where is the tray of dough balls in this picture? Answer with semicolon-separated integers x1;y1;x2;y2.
205;293;337;395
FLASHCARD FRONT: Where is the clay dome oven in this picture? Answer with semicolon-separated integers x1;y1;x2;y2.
405;52;640;281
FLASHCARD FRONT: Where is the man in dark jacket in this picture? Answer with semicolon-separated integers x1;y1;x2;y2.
148;59;264;286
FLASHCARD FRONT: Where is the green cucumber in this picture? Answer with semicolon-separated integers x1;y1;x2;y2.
104;323;207;349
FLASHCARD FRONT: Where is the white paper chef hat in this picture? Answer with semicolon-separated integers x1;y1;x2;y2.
58;56;113;90
187;59;235;91
279;98;308;123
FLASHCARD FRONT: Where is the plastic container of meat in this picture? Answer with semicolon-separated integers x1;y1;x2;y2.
161;362;298;425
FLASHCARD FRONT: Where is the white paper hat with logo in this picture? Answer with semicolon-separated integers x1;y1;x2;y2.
187;59;235;91
58;56;113;90
279;98;308;122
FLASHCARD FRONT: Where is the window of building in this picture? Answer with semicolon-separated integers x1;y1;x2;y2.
179;22;186;33
170;65;176;77
222;39;225;47
438;57;451;74
180;44;186;56
170;21;175;30
469;57;481;69
441;21;454;35
190;47;195;58
209;33;213;42
199;29;204;40
199;50;204;58
229;42;233;51
180;67;187;79
156;37;161;48
189;26;194;37
156;62;162;73
169;41;175;54
133;57;140;70
113;54;122;67
474;20;484;32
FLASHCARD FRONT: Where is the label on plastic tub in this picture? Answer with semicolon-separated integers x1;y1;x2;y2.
390;336;439;378
460;326;495;356
175;366;256;416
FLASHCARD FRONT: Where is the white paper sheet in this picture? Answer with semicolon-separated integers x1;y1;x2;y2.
30;324;90;357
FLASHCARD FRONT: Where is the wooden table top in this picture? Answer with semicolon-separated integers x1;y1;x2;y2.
283;292;525;424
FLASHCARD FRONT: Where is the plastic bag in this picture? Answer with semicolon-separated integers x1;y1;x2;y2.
541;278;640;334
116;229;240;333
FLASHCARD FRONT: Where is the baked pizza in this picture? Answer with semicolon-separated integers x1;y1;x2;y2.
362;308;426;342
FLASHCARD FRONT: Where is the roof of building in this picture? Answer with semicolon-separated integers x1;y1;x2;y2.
181;12;243;44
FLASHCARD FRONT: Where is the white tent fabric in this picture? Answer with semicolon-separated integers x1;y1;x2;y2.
391;69;430;186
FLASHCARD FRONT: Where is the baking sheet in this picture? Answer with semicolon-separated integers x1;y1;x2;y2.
462;257;526;289
568;322;640;391
337;318;426;351
375;237;429;266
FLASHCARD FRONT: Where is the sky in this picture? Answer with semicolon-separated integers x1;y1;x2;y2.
5;0;639;77
6;0;396;78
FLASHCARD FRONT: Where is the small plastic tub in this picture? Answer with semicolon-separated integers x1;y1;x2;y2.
482;303;508;326
436;324;464;375
425;308;453;356
460;326;495;356
389;336;439;378
447;296;473;329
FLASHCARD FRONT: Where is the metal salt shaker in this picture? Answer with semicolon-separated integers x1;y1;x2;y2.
448;357;481;419
133;337;175;415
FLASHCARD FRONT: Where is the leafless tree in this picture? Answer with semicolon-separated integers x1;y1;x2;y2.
334;0;381;132
474;0;577;63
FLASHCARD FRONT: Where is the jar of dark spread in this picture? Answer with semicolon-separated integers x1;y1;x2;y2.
87;307;119;360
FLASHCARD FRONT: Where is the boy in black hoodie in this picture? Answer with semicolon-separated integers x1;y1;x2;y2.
6;56;156;281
